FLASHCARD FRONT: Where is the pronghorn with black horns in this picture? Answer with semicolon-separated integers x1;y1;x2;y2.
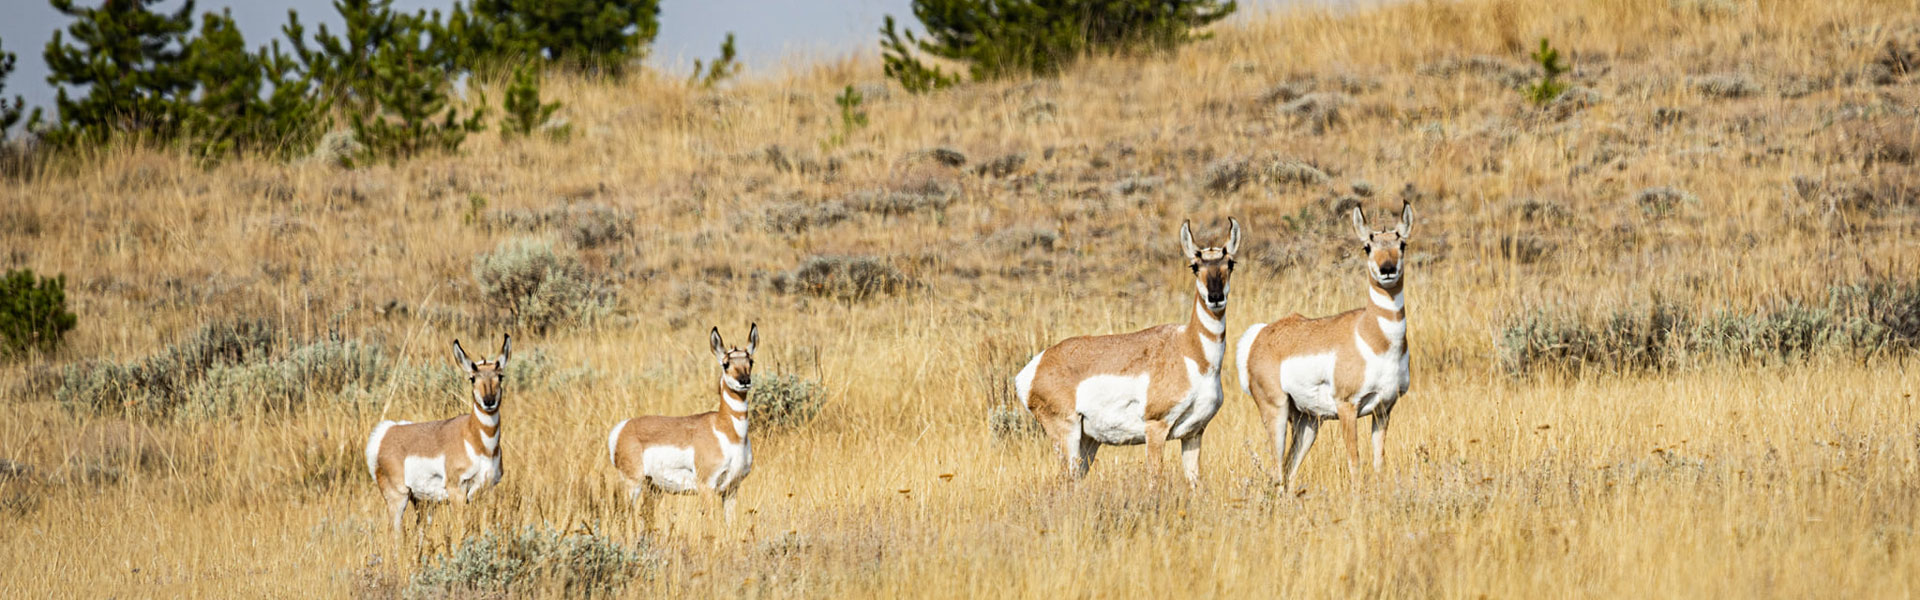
1237;201;1413;494
365;335;511;533
609;324;759;529
1015;218;1241;487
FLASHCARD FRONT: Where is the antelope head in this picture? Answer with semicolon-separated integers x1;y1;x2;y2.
454;335;511;413
1181;217;1242;314
710;323;759;395
1351;202;1413;288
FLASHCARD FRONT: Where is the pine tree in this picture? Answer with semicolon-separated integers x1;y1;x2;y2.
39;0;200;147
289;0;484;164
464;0;661;75
501;64;560;139
347;13;485;164
689;32;740;89
0;37;24;141
881;0;1236;92
182;9;322;159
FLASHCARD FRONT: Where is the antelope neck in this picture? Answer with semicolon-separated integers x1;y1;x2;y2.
715;378;750;440
1365;277;1407;348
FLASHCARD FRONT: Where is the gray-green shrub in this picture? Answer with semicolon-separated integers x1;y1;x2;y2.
406;524;659;599
751;373;826;430
179;339;388;420
1498;278;1920;374
472;238;612;333
770;255;910;300
56;318;279;418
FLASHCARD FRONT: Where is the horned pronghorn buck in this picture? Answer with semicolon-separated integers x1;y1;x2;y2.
1237;202;1413;493
609;324;759;528
364;335;511;532
1015;218;1241;487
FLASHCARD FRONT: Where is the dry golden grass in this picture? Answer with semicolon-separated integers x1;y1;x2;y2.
4;0;1920;596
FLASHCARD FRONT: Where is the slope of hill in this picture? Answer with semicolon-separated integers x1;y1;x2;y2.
2;0;1917;596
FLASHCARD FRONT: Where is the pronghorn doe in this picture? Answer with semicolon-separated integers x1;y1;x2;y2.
1015;219;1241;487
609;324;759;529
1237;202;1413;493
365;335;511;532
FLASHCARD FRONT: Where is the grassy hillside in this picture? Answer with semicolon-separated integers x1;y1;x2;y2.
3;0;1919;596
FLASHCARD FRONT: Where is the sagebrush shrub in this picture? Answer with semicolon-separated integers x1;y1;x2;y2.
179;339;389;420
406;524;658;599
1498;279;1920;374
472;238;611;333
0;269;78;360
56;318;280;418
752;374;826;430
770;255;910;300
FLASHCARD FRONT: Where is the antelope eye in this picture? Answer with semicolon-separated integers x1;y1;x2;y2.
1189;264;1199;273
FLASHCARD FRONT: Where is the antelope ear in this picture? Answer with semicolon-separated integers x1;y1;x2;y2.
1396;202;1413;240
1179;220;1199;258
710;327;727;363
746;323;759;355
1350;206;1371;243
1225;217;1242;257
495;334;511;367
452;339;476;374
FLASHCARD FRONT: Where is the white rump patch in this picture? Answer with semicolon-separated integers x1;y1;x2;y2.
1074;373;1151;445
1013;351;1045;405
607;420;629;466
641;445;699;494
1236;324;1266;395
365;420;408;480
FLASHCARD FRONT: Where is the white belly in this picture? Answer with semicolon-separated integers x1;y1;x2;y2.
403;455;450;502
641;445;700;494
1280;349;1408;419
1279;352;1341;418
1075;374;1152;445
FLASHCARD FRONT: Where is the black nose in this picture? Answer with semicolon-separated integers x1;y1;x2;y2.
1208;292;1226;304
738;376;752;386
1379;263;1398;275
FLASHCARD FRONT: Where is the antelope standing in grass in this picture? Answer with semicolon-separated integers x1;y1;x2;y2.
609;324;759;529
1237;202;1413;494
1015;219;1241;488
365;335;511;533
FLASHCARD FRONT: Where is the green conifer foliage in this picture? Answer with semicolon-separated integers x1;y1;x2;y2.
501;64;560;138
182;10;323;160
881;0;1236;92
465;0;662;75
290;0;484;164
0;38;23;141
39;0;200;147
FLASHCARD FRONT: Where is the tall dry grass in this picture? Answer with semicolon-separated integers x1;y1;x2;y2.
3;0;1919;596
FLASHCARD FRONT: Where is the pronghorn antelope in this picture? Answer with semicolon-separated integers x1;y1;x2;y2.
365;335;511;532
1237;202;1413;493
1015;218;1241;487
609;324;759;528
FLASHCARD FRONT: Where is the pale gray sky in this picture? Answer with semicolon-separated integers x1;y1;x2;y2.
1;1;1302;115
